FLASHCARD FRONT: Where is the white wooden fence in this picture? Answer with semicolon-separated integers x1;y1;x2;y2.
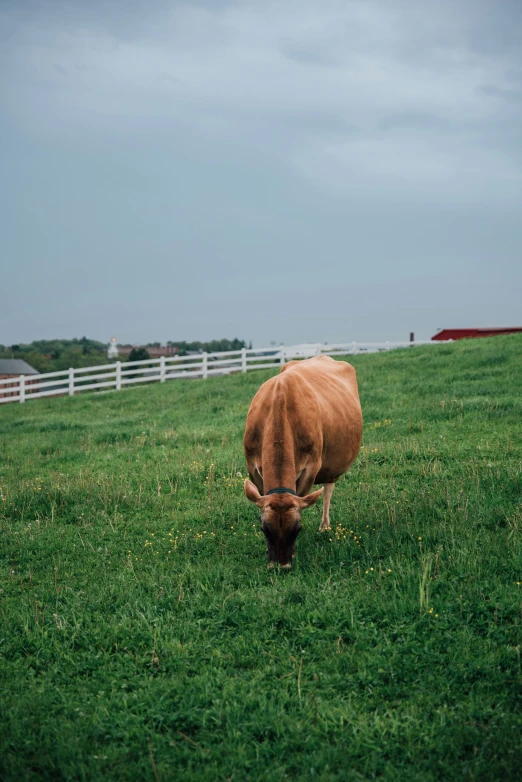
0;340;447;405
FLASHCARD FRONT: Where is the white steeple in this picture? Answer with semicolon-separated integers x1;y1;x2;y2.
108;337;119;359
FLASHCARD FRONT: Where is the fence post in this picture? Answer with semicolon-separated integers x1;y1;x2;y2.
68;367;74;396
116;361;121;391
20;374;25;404
352;341;356;355
241;348;247;373
202;352;208;379
386;341;390;351
280;349;285;367
160;355;166;383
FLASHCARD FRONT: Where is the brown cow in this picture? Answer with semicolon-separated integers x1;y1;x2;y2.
243;355;362;567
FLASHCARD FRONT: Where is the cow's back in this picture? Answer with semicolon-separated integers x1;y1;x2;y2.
281;355;359;404
281;357;361;474
244;356;362;489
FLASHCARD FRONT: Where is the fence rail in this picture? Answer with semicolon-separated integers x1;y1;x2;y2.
0;340;449;405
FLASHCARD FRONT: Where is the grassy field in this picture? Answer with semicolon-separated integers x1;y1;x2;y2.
1;335;521;780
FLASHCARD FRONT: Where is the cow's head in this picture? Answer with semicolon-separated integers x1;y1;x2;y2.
244;480;323;568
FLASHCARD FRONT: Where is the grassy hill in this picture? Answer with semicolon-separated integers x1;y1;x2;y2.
1;335;521;780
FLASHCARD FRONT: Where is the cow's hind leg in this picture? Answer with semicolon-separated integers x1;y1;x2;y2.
319;483;335;532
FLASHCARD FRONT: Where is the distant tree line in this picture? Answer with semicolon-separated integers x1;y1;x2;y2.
0;338;109;373
0;337;251;372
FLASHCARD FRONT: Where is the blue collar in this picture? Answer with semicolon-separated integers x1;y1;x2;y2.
266;487;296;496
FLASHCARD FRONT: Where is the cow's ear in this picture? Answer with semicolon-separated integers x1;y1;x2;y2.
244;479;263;505
298;487;324;508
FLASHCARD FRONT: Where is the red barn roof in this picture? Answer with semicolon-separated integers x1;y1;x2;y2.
432;327;522;341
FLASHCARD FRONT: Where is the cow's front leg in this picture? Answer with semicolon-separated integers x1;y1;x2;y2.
319;483;335;532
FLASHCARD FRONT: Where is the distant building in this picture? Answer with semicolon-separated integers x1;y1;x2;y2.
145;345;179;358
432;327;522;341
0;359;39;399
116;345;179;358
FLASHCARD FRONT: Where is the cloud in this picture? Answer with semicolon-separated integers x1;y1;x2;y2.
1;0;521;343
292;131;522;205
479;84;522;103
3;1;522;202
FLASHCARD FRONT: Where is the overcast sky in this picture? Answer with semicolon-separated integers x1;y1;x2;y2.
1;0;521;346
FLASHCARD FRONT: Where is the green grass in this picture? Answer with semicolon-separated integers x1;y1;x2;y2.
1;335;521;781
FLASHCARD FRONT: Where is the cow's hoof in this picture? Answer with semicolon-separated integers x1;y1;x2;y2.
280;564;292;570
267;562;275;569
